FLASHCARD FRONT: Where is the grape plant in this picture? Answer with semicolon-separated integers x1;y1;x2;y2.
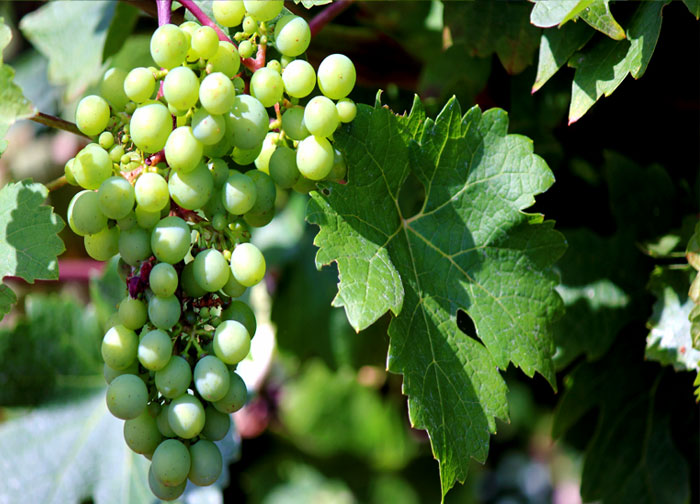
0;1;697;503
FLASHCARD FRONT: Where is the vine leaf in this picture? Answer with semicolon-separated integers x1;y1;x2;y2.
532;20;593;92
0;18;36;158
579;0;625;40
569;1;666;123
295;0;333;8
683;0;700;19
530;0;592;28
307;97;565;497
0;284;16;321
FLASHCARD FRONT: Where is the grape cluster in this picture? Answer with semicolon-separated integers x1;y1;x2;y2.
65;1;357;500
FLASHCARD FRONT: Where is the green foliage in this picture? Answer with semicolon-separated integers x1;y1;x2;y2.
683;0;700;19
533;21;592;92
295;0;333;8
0;18;36;157
102;2;140;62
579;0;625;40
308;96;565;496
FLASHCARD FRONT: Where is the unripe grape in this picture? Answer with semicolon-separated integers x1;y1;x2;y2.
292;175;317;194
254;132;279;173
76;95;110;136
336;98;357;123
101;324;138;370
118;296;147;330
246;170;276;215
281;106;310;140
99;131;114;149
168;394;206;439
221;273;246;298
103;361;139;385
150;24;188;69
101;68;129;111
269;146;300;188
250;67;283;107
156;404;176;437
188;440;223;486
84;226;120;261
209;41;241;77
281;59;316;98
163;66;200;111
134;172;169;212
192;109;226;146
118;227;152;265
230;242;265;287
64;158;78;186
304;95;340;138
192;26;219;60
317;53;356;100
106;374;148;420
244;0;283;21
200;72;236;115
130;103;172;153
179;21;201;62
208;158;229;188
151;216;191;264
165;126;203;173
266;59;282;74
232;143;263;166
238;39;254;58
227;94;268;149
124;67;155;103
274;15;311;57
181;261;208;297
221;299;256;336
134;206;161;230
99;176;135;220
327;148;348;181
201;406;231;441
296;135;334;180
124;410;163;455
148;295;181;330
213;320;250;364
222;171;257;215
109;144;125;163
138;329;173;371
193;249;230;292
213;1;246;27
155;355;192;399
148;466;186;501
169;162;214;210
212;370;247;413
151;439;191;487
68;190;108;236
74;144;112;190
194;355;230;401
149;262;178;297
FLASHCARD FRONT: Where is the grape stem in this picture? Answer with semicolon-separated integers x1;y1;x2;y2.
155;0;172;26
30;112;90;140
309;0;354;37
44;175;68;192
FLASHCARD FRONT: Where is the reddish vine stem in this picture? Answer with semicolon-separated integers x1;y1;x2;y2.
155;0;172;26
309;0;354;37
30;112;90;139
45;175;68;192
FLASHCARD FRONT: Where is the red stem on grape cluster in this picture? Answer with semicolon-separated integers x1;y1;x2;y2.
155;0;172;26
309;0;354;37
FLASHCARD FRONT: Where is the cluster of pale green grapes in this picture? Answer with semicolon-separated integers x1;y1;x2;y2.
64;1;357;500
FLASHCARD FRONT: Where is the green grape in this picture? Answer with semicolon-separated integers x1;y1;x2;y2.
101;324;138;370
188;440;223;486
181;261;208;297
157;403;176;437
138;329;173;371
68;190;107;236
103;361;139;384
203;129;233;158
76;95;110;137
250;67;283;107
193;249;230;292
148;295;181;330
213;370;247;413
192;109;226;146
292;175;317;194
119;297;147;330
155;355;192;398
213;320;250;364
303;95;340;138
168;394;206;439
244;207;274;228
233;76;245;93
281;59;316;98
268;146;300;188
124;67;155;103
194;356;230;401
99;131;114;149
169;162;214;210
297;136;334;180
148;466;185;501
336;98;357;123
221;273;246;298
209;41;241;77
98;176;135;220
212;213;228;231
327;148;347;181
74;144;113;190
165;126;203;173
280;54;294;67
134;206;161;230
163;66;200;111
221;300;256;338
178;21;200;62
151;216;191;264
244;0;283;21
232;144;263;166
106;374;148;420
109;144;125;163
124;410;163;455
149;263;178;297
64;158;78;186
130;103;173;153
201;406;231;441
254;132;279;173
222;171;257;215
150;24;188;69
101;67;129;111
317;53;356;100
274;15;311;57
134;172;169;212
213;0;246;27
116;211;136;231
230;242;266;287
238;39;254;58
192;26;219;60
227;94;268;149
208;158;229;188
281;106;310;140
200;72;236;115
151;438;191;487
266;59;282;74
246;170;276;214
202;188;228;220
118;227;152;265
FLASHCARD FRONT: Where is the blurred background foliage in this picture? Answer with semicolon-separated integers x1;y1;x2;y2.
0;1;698;503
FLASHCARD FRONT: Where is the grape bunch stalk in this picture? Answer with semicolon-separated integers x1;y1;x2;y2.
64;0;357;500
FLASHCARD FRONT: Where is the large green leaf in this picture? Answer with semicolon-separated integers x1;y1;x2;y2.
683;0;700;19
579;0;625;40
646;267;700;372
102;2;140;62
0;283;16;320
532;20;593;92
569;2;666;123
307;97;565;496
0;180;64;283
0;18;36;158
444;0;540;74
19;1;116;101
530;0;588;28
